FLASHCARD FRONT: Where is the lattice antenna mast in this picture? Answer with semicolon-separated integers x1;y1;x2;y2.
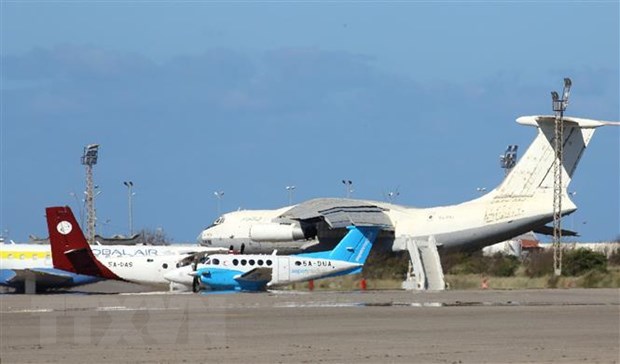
551;78;571;276
81;144;99;244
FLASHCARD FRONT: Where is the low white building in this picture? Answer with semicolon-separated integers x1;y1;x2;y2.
539;242;620;258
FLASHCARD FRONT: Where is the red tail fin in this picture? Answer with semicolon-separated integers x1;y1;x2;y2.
45;206;119;279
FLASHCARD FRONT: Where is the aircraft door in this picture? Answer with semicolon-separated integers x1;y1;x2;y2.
277;256;290;283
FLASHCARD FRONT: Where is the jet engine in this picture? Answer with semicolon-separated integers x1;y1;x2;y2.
249;223;307;242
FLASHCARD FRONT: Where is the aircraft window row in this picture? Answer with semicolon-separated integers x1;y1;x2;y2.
230;259;272;267
4;253;50;259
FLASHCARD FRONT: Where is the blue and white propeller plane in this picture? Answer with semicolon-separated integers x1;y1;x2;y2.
164;225;380;292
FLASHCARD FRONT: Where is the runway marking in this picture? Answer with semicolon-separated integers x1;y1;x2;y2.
276;302;364;308
1;308;54;313
95;306;184;312
1;306;185;314
273;301;619;308
118;291;194;296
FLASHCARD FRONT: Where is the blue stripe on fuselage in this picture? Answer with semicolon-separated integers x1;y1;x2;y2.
197;267;268;291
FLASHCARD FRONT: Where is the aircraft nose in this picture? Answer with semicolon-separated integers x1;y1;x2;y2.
163;268;192;285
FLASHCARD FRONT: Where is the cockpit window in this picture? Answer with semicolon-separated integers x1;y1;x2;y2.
206;216;226;229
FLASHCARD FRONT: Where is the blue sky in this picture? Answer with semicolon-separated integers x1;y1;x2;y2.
1;1;618;243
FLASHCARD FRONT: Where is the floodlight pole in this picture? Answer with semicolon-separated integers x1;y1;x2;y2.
214;191;224;216
342;180;353;198
285;185;296;205
551;78;572;276
123;181;134;236
386;190;400;203
69;192;85;228
81;144;99;244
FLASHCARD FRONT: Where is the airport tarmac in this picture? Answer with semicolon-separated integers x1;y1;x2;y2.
1;288;619;363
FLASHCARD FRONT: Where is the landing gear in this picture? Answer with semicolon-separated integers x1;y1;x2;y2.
192;276;200;293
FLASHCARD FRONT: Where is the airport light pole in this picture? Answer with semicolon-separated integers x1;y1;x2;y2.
342;180;353;198
92;187;102;237
551;77;572;276
100;218;112;237
285;185;296;205
69;191;85;228
214;191;224;216
386;189;400;203
568;191;577;233
123;181;135;236
81;144;99;244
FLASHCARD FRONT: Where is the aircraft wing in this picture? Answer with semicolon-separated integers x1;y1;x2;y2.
0;268;94;288
278;198;394;230
234;267;273;283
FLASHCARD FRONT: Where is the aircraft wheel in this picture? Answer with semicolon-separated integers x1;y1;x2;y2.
192;276;200;293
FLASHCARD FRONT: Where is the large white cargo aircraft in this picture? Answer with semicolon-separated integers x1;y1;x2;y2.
198;115;618;254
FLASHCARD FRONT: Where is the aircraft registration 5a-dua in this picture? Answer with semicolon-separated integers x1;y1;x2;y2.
164;225;380;292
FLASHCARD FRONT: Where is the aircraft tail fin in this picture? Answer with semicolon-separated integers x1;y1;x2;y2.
493;116;618;198
45;206;118;279
327;226;380;264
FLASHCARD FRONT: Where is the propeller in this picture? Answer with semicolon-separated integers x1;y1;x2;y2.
176;251;211;270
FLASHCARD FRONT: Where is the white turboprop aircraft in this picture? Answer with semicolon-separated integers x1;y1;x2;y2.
39;206;225;292
0;238;220;293
165;225;380;292
197;115;619;254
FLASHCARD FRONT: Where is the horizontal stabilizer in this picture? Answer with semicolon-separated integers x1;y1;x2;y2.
517;115;620;128
533;225;579;237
